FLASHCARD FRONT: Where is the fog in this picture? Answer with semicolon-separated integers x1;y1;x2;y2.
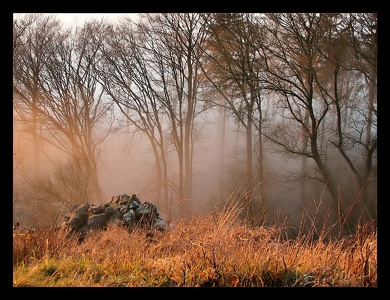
97;108;241;218
13;102;377;239
13;13;377;238
13;105;325;230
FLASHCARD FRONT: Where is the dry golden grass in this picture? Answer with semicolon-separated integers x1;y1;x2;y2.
13;209;377;287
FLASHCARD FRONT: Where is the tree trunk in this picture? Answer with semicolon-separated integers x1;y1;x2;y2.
246;110;254;218
300;108;310;206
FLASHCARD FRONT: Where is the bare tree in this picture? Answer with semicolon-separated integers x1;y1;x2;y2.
343;13;377;206
13;15;114;203
95;17;172;206
13;14;60;174
131;13;212;216
200;13;268;219
254;13;376;234
95;14;214;217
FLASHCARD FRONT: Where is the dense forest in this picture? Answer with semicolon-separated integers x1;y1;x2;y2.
13;13;377;238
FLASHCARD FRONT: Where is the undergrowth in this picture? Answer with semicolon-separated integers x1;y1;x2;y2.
13;209;377;287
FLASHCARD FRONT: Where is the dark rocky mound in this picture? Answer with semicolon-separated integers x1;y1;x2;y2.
62;194;166;240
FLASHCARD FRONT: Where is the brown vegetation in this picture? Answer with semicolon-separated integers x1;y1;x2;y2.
13;209;376;287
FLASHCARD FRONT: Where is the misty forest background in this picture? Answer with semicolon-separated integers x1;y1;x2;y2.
13;13;377;239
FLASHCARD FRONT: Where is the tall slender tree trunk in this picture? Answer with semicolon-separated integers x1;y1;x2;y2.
364;79;374;169
257;107;266;209
32;92;41;175
178;134;185;215
246;111;254;218
218;103;226;186
161;147;169;209
150;135;163;201
184;56;194;213
300;108;310;206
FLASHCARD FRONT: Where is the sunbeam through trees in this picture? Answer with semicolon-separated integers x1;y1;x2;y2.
13;13;377;239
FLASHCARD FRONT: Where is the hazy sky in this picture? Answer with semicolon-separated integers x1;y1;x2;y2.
14;13;139;28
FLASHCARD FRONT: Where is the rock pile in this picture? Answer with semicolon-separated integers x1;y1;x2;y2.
62;194;166;239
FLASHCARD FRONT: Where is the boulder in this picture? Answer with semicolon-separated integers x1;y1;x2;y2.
62;194;166;239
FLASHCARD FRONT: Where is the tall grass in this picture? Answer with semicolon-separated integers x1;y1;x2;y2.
13;200;377;287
